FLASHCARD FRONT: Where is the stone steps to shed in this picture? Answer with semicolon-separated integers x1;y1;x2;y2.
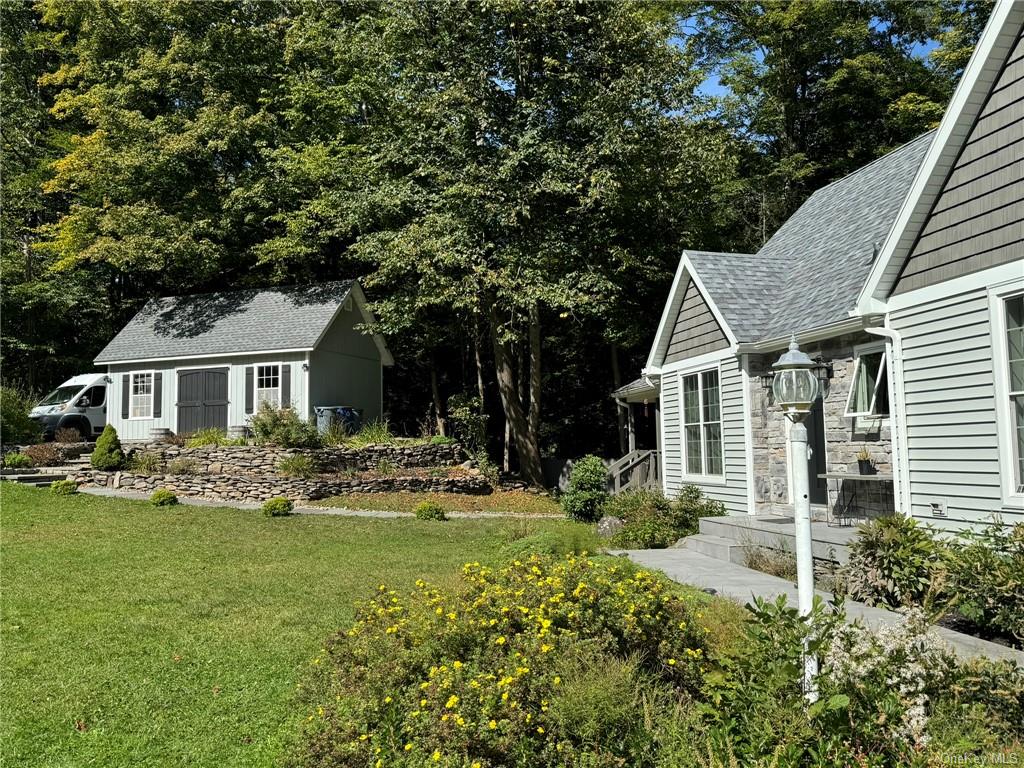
675;514;855;565
0;471;67;488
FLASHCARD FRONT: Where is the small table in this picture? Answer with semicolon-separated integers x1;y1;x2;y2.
817;472;894;526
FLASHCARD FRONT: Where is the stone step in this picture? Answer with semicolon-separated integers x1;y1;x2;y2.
698;515;852;564
679;534;752;565
1;472;66;486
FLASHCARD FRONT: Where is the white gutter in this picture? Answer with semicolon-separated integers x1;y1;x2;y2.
864;319;911;517
735;317;868;354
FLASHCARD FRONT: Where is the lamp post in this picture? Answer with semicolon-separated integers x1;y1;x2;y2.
771;335;820;703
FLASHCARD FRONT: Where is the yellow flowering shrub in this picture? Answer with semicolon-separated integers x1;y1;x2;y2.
297;554;712;768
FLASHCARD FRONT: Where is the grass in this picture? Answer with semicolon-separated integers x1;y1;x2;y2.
0;483;592;767
313;489;563;516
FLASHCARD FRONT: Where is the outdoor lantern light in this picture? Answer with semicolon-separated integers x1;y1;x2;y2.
810;357;833;393
772;336;820;420
771;334;820;703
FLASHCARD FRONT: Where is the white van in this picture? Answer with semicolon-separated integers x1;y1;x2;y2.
30;373;108;441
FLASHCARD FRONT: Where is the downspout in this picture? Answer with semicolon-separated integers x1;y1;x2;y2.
864;321;910;516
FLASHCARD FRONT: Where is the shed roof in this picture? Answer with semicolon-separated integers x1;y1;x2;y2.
95;281;358;364
682;131;934;345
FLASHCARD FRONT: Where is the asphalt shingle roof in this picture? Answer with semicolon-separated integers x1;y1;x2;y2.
685;131;934;343
94;281;354;363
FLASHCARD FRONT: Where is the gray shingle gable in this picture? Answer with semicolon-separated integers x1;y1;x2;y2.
94;281;355;364
682;131;934;344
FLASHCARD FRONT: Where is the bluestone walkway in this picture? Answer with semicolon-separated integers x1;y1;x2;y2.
614;547;1024;665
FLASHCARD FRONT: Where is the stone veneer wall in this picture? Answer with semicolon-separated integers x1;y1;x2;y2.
747;332;893;516
124;442;466;476
74;469;490;503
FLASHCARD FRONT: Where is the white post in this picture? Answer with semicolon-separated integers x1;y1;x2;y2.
789;418;819;703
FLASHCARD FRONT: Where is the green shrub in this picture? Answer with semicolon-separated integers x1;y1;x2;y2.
342;419;395;448
320;420;349;447
149;489;178;506
297;555;710;768
946;521;1024;643
413;500;447;521
54;426;83;443
249;404;320;448
560;454;608;522
51;479;78;495
446;393;487;452
3;452;32;469
167;458;199;475
428;434;455;445
277;454;317;479
185;427;231;448
262;497;293;517
842;515;945;609
127;451;164;474
90;425;124;470
606;487;725;549
0;385;41;444
499;529;596;559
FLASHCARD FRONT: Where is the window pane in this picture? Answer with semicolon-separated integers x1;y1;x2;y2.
704;423;723;475
682;375;700;424
849;352;882;414
702;370;720;422
685;425;702;474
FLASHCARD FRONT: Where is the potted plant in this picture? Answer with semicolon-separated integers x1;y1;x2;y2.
856;448;874;475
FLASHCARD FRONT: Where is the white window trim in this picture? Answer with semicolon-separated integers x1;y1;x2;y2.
989;280;1024;509
844;342;890;420
128;370;156;420
680;364;726;484
256;363;284;410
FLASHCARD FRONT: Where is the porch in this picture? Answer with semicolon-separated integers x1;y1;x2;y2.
610;376;661;492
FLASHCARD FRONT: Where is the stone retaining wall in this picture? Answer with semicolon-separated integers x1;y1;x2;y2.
1;441;96;461
125;442;466;476
73;469;490;503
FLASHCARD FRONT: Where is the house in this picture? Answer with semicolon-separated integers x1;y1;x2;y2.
94;281;393;441
630;0;1022;532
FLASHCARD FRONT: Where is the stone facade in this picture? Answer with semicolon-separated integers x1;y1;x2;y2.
748;332;893;518
124;442;466;476
73;468;491;504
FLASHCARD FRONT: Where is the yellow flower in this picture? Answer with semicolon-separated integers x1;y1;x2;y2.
495;636;506;645
445;694;459;709
537;726;545;734
488;719;497;730
452;660;463;669
552;676;561;685
432;750;441;762
667;658;676;666
404;742;413;751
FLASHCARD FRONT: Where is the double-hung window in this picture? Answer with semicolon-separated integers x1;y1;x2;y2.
130;373;154;418
681;368;723;477
845;345;890;418
256;365;281;409
1001;293;1024;495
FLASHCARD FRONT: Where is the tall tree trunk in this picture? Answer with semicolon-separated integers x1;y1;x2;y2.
489;305;543;486
503;418;511;473
528;303;541;442
611;343;626;455
473;322;486;412
430;359;446;436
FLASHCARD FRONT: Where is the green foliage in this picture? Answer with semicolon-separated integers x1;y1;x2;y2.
427;434;454;446
297;555;710;767
560;455;608;522
319;420;349;448
20;442;60;467
445;394;486;453
0;386;40;445
499;529;596;560
50;479;78;495
842;515;944;609
53;426;82;443
342;420;396;448
374;457;397;477
167;458;199;475
90;425;124;471
149;489;179;507
945;521;1024;643
184;428;245;448
277;454;317;479
262;497;293;517
413;501;447;521
249;404;320;449
607;487;725;549
127;451;164;474
3;452;32;469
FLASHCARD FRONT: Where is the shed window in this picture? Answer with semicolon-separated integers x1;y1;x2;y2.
130;373;153;418
845;347;889;418
1005;295;1024;493
256;365;281;409
681;368;723;477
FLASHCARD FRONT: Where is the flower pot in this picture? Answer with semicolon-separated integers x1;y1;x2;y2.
858;458;875;475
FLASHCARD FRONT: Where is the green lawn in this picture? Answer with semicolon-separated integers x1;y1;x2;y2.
0;483;590;767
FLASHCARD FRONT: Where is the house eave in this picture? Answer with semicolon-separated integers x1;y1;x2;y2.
94;347;316;367
735;317;870;354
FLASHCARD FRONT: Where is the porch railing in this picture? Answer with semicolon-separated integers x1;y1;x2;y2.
607;449;660;494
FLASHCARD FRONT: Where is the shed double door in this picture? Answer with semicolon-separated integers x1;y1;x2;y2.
177;368;229;434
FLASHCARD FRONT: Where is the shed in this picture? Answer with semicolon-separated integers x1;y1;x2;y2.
94;281;392;440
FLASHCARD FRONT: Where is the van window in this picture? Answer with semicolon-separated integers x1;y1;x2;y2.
81;386;106;408
38;386;81;406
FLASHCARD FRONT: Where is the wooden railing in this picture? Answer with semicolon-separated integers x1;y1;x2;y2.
607;449;660;494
